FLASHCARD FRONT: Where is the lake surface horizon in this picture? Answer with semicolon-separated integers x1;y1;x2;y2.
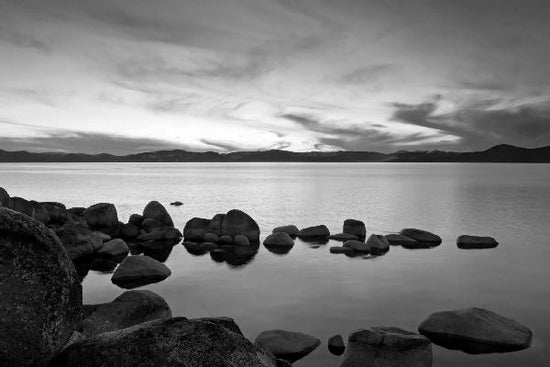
1;162;549;366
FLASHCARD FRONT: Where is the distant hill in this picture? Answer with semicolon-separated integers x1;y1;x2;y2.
0;144;548;163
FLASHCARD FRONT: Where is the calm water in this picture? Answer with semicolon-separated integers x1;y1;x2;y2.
1;162;549;366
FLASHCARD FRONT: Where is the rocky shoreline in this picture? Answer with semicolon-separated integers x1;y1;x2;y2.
0;186;532;366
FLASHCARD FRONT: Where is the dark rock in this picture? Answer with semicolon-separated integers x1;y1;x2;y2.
183;217;211;241
255;329;321;363
200;242;218;251
298;225;330;239
329;233;359;241
121;222;139;238
385;234;418;247
343;240;370;253
204;232;220;243
97;238;129;257
41;202;68;223
272;225;299;237
366;234;390;254
328;334;345;355
128;213;143;226
418;307;532;353
137;230;165;241
30;201;51;223
9;196;34;216
83;203;118;230
341;327;432;367
0;187;9;206
330;246;355;254
221;209;260;242
182;241;207;256
143;201;173;227
234;234;250;246
81;290;172;337
56;221;103;260
193;316;244;336
140;217;163;231
343;219;366;240
67;206;86;216
163;227;182;240
218;235;234;244
276;359;293;367
0;208;81;367
399;228;442;247
170;201;183;206
208;213;226;236
52;318;277;367
264;232;294;247
111;255;171;289
457;235;498;249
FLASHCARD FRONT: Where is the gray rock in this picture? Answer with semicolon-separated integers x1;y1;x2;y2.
52;318;277;367
97;239;129;257
208;213;226;236
0;208;82;367
418;307;532;353
457;235;498;249
340;327;432;367
170;201;183;206
343;240;370;253
221;209;260;243
137;230;165;241
9;196;34;216
204;232;220;243
255;329;321;363
272;225;299;237
82;290;172;337
67;206;86;216
128;213;143;226
111;255;171;288
183;217;211;241
56;220;102;260
399;228;442;247
193;316;244;336
385;234;418;246
140;217;163;231
200;242;218;251
30;201;51;223
366;234;390;254
218;235;234;244
83;203;119;230
143;201;173;227
330;246;356;254
264;232;295;247
163;227;182;240
329;233;359;241
234;234;250;246
328;334;345;355
343;219;366;240
298;225;330;238
121;222;139;238
0;187;9;206
41;202;68;223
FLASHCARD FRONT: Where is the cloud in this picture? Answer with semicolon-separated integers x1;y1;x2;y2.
339;64;395;85
0;27;50;52
199;138;245;152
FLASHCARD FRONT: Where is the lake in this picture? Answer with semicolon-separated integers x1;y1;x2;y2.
1;162;549;366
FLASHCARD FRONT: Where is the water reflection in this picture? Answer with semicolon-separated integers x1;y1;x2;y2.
129;240;179;262
182;241;259;268
264;243;294;255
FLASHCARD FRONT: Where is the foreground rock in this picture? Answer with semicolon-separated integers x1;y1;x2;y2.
193;316;244;336
385;233;419;247
0;208;82;367
111;255;171;288
343;240;370;253
272;225;299;237
264;232;295;247
142;200;174;228
184;217;212;241
97;238;129;257
53;318;277;367
340;327;432;367
343;219;366;240
418;307;532;353
255;330;321;363
457;235;498;249
298;225;330;239
83;203;119;236
56;220;104;260
328;334;346;355
329;233;359;241
366;234;390;254
221;209;260;242
399;228;442;248
82;290;172;337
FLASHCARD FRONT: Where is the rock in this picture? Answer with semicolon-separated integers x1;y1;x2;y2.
98;239;129;257
9;196;35;216
121;222;139;238
56;221;102;260
30;201;51;223
204;232;220;243
264;232;294;247
143;201;173;227
52;318;277;367
330;246;356;254
329;233;359;241
418;307;532;353
328;334;345;355
0;187;9;206
81;290;172;337
366;234;390;254
298;225;330;238
385;234;419;247
93;231;111;242
138;230;165;241
183;217;211;241
208;213;226;236
111;255;171;289
272;225;299;237
234;234;250;246
341;327;432;367
343;240;370;253
163;227;182;240
41;202;68;223
255;330;321;363
221;209;260;243
399;228;442;247
218;235;234;244
343;219;366;240
67;206;86;216
457;235;498;249
193;316;244;336
128;213;143;226
276;359;293;367
170;201;183;206
0;208;82;367
182;241;207;256
141;217;163;231
200;242;218;251
83;203;118;229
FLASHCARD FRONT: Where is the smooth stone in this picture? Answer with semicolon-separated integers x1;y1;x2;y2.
111;255;171;288
41;202;67;223
183;217;211;241
329;233;359;241
203;232;220;243
208;213;226;236
298;225;330;238
97;238;129;257
340;327;432;367
329;246;356;254
385;233;419;246
218;235;234;244
137;230;165;241
182;241;207;255
200;242;218;251
83;203;119;230
272;225;299;237
193;316;244;336
140;217;163;231
366;234;390;254
121;222;139;238
457;235;498;249
67;206;86;216
52;318;277;367
0;208;82;367
343;240;370;253
163;227;182;240
221;209;260;243
81;290;172;337
170;201;183;206
343;219;366;239
276;359;293;367
234;234;251;246
328;334;346;356
255;330;321;363
418;307;532;353
399;228;442;246
128;213;143;226
143;200;174;227
264;232;294;247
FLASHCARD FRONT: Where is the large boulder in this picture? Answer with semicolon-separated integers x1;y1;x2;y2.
111;255;171;289
221;209;260;243
0;208;82;367
30;201;51;223
183;217;211;241
298;225;330;239
366;234;390;254
457;235;498;249
9;196;35;217
56;221;103;260
83;203;119;232
385;234;419;247
399;228;442;247
234;234;250;246
264;232;295;247
97;238;129;257
340;327;432;367
52;318;277;367
208;213;226;236
272;225;299;237
193;316;244;336
418;307;532;353
41;202;68;224
81;290;172;337
255;330;321;363
343;219;366;240
142;201;173;227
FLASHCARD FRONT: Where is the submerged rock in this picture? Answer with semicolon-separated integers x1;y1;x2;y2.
418;307;532;353
0;208;82;367
221;209;260;243
385;233;419;247
298;225;330;239
343;240;370;253
399;228;442;247
330;246;356;255
340;326;432;367
264;232;295;247
328;334;346;355
111;255;171;289
366;234;390;254
329;233;359;241
343;219;366;240
255;329;321;363
457;235;498;249
272;225;300;237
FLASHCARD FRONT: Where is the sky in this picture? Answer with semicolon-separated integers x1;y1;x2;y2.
1;0;549;154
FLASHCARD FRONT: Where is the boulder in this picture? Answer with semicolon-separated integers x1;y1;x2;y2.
141;217;163;231
385;234;418;247
41;202;68;223
183;217;211;241
264;232;295;247
457;235;498;249
340;327;432;367
272;225;299;237
128;213;143;226
97;239;129;257
56;221;103;260
83;203;118;230
30;201;51;223
330;246;356;254
418;307;532;353
9;196;34;216
67;206;86;216
276;359;293;367
111;255;171;289
343;240;370;253
399;228;442;247
329;233;359;241
121;223;139;238
0;208;82;367
255;330;321;363
0;187;9;206
208;213;226;236
143;201;173;227
298;225;330;238
234;234;250;246
328;334;345;355
52;318;277;367
343;219;366;239
200;242;218;251
366;234;390;254
137;230;165;241
193;316;244;336
182;241;207;256
218;235;234;244
81;290;172;337
221;209;260;243
204;232;220;243
163;227;182;240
